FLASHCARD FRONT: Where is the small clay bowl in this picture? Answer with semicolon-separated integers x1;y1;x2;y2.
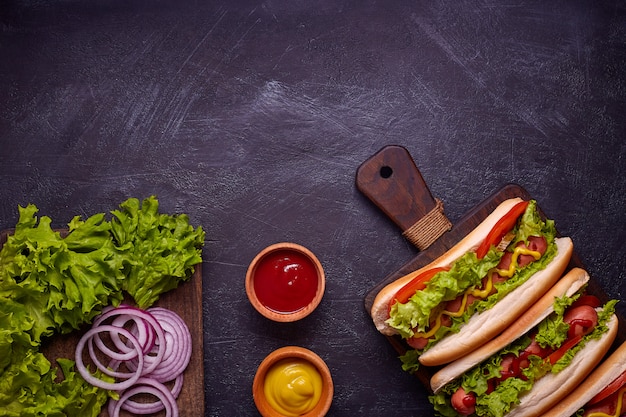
245;242;325;322
253;346;334;417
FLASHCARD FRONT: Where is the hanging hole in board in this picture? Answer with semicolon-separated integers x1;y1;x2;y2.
380;165;393;179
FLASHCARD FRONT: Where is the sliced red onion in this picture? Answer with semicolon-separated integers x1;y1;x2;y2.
78;305;191;416
108;314;155;355
75;325;145;391
146;307;192;382
117;375;183;415
90;305;166;375
108;380;178;417
86;337;138;379
124;307;192;383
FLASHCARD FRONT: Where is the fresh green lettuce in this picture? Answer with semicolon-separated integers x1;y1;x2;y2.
0;206;128;343
110;196;205;309
0;347;111;417
389;249;502;338
551;299;618;373
0;196;204;416
533;290;578;349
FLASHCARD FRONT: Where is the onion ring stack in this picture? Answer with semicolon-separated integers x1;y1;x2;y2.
75;305;192;417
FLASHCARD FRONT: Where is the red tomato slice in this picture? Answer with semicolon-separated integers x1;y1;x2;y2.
587;369;626;405
388;266;449;313
546;334;583;365
475;200;530;259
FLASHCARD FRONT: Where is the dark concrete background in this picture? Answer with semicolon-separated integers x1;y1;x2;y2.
1;1;625;415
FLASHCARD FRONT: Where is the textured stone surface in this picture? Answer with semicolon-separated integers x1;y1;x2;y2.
1;1;625;415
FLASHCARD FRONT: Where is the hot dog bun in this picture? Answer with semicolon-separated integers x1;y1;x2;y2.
505;313;617;417
431;267;591;393
370;197;574;366
542;341;626;417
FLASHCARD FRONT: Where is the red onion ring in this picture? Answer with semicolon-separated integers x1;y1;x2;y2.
91;305;166;375
75;325;145;391
110;375;184;415
93;306;161;352
78;305;191;416
125;307;192;382
86;337;139;379
107;314;155;356
108;379;178;417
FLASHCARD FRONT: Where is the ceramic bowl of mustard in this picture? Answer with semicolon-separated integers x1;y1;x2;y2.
253;346;334;417
245;242;325;322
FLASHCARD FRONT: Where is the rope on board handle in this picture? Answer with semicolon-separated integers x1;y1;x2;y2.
401;198;452;251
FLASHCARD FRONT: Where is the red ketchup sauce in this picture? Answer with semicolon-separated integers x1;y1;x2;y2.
253;249;319;314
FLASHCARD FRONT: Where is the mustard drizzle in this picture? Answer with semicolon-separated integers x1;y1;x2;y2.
412;246;542;339
495;247;542;278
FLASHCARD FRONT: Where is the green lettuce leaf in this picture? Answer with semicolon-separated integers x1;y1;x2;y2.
388;249;501;339
110;196;205;309
534;292;578;349
512;200;555;246
400;349;421;373
0;348;110;417
475;377;532;417
0;205;127;342
552;298;618;373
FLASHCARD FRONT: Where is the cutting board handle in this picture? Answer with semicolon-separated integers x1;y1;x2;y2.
356;145;452;250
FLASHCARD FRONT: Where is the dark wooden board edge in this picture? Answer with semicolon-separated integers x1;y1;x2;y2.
363;184;626;393
0;229;205;417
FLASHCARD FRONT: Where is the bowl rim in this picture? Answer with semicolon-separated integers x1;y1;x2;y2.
252;346;334;417
245;242;325;322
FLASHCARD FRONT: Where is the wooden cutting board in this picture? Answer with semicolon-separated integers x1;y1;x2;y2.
0;230;205;417
357;145;626;392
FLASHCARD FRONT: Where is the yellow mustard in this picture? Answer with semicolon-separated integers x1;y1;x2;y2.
264;358;323;416
413;246;543;339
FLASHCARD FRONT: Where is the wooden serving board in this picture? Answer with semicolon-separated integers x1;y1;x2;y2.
357;145;626;392
0;230;205;417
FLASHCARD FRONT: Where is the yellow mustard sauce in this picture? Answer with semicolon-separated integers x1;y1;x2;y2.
413;246;542;339
264;358;323;416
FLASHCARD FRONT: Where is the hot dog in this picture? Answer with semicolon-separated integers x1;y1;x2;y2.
542;341;626;417
370;198;574;367
429;268;619;417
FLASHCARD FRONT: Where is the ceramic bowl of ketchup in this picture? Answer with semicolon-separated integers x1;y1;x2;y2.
245;242;325;322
